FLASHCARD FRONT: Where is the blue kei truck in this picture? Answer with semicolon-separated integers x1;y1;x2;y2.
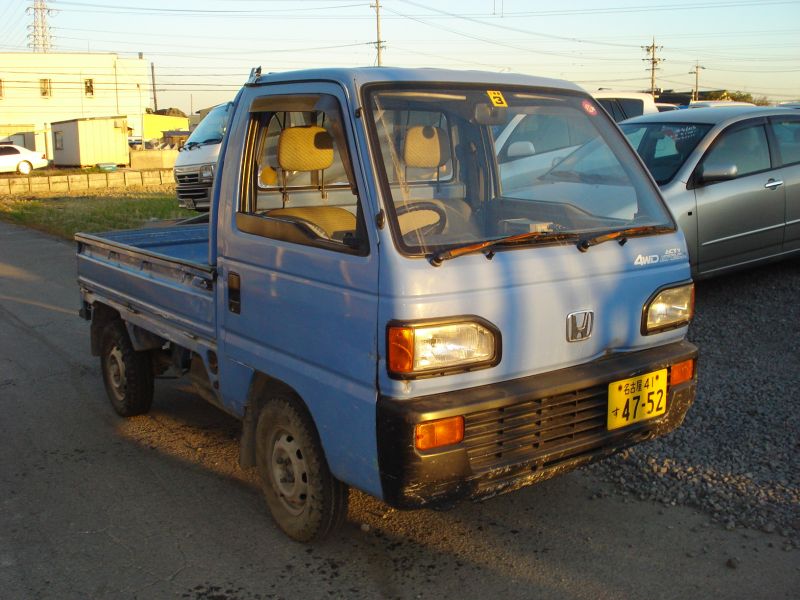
76;67;698;542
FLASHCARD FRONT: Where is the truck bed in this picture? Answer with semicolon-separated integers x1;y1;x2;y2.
76;223;216;347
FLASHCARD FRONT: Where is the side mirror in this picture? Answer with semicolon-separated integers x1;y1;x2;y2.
698;162;737;184
506;141;536;159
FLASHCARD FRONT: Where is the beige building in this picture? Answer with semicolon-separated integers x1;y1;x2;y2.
51;116;129;167
0;52;150;158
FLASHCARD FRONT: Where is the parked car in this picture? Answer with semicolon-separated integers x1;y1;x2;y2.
0;144;48;175
592;91;660;122
656;103;679;112
620;106;800;278
688;100;755;109
76;67;698;542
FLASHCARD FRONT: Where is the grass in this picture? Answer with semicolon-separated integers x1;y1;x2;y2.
0;190;196;239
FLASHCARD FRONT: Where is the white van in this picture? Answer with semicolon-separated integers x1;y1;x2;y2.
592;91;659;122
174;102;232;210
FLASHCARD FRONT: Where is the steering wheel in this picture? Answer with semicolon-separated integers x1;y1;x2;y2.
395;201;448;237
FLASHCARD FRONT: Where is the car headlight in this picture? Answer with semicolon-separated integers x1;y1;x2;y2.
387;318;500;378
642;282;694;335
199;164;214;181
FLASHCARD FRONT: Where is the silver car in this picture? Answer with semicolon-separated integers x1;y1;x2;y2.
620;107;800;278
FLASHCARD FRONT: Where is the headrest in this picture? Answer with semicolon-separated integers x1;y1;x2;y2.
403;126;451;168
278;126;334;171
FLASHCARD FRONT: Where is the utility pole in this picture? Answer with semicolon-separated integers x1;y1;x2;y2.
151;62;158;112
689;61;706;102
27;0;54;52
371;0;385;66
641;37;664;97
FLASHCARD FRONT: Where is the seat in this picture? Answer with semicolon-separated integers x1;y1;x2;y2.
267;206;355;240
398;126;473;236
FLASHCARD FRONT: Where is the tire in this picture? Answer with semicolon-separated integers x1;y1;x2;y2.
99;321;154;417
255;394;349;542
17;161;32;176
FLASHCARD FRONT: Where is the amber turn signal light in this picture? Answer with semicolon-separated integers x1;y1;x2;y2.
387;326;414;373
414;416;464;451
670;359;694;387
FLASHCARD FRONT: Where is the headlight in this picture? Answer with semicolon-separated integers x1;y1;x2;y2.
199;164;214;181
642;283;694;334
387;318;500;378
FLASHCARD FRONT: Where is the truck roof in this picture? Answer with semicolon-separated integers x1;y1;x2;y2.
252;66;585;94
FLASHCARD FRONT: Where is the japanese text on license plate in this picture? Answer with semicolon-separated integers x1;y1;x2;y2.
607;369;667;431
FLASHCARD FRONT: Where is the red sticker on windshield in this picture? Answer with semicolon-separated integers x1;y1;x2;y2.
582;100;598;115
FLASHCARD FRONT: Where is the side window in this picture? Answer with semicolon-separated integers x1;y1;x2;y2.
0;146;19;156
769;118;800;166
618;98;644;119
597;99;625;122
237;95;365;254
500;110;595;162
702;124;771;179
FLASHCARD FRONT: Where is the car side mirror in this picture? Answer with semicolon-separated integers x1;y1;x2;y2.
698;162;737;184
506;141;536;159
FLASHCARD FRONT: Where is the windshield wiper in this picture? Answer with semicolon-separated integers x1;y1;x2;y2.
430;230;579;266
577;225;674;252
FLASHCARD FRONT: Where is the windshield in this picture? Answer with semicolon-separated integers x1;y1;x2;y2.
620;122;711;185
365;85;674;256
186;102;232;146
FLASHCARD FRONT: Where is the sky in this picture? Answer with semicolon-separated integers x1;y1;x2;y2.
0;0;798;114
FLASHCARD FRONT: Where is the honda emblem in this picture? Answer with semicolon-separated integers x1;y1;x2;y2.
567;310;594;342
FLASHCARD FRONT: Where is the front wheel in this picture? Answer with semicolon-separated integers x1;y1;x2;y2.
99;321;154;416
255;394;348;542
17;161;32;175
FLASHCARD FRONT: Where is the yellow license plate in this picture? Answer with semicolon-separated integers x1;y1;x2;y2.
607;369;668;431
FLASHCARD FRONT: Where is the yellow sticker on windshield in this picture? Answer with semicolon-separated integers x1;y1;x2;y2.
486;90;508;107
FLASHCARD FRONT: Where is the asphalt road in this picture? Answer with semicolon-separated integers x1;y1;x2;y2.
0;221;797;600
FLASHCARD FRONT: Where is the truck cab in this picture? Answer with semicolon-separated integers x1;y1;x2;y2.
77;68;697;542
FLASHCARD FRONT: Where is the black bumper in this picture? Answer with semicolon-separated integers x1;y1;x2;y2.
377;340;698;509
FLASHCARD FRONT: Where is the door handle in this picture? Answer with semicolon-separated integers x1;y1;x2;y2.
764;179;784;190
228;272;241;314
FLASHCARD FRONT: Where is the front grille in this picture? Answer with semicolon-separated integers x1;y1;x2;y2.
176;184;210;201
175;172;200;185
464;384;612;477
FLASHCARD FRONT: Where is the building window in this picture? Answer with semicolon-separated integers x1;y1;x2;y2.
40;78;52;97
54;131;63;151
84;78;94;97
0;79;4;98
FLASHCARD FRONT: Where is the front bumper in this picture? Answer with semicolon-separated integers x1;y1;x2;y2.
377;340;697;509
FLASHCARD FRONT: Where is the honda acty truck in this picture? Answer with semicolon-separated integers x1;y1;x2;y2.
76;67;698;542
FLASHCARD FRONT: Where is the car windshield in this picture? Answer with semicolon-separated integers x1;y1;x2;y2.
365;85;673;256
620;122;711;184
186;102;231;146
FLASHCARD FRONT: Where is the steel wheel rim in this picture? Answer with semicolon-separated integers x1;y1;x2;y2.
270;429;309;516
106;345;126;401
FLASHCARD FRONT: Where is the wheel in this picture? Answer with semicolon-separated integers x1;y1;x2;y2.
17;161;32;175
255;394;348;542
99;321;154;417
395;201;448;237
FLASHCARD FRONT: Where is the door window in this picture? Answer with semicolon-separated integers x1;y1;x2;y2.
701;124;771;179
769;118;800;166
237;94;366;254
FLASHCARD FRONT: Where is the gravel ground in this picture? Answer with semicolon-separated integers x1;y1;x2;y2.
592;259;800;550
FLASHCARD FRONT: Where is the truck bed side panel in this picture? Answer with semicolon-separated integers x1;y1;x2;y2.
76;225;216;344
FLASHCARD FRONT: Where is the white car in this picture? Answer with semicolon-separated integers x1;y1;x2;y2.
0;144;48;175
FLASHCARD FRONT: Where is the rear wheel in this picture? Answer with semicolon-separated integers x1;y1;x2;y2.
17;161;32;175
255;394;348;542
99;321;154;416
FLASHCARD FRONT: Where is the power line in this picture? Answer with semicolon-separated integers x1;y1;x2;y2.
27;0;54;52
642;38;664;95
